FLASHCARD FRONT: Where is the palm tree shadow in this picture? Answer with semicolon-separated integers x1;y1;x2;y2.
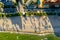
48;16;60;37
9;16;22;31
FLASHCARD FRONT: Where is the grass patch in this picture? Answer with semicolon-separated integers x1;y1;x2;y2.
0;32;59;40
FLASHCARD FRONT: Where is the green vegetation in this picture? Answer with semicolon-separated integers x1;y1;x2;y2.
57;13;60;16
46;13;56;15
0;32;59;40
0;2;4;12
22;12;47;17
24;0;28;3
0;12;59;17
0;2;4;8
0;12;47;17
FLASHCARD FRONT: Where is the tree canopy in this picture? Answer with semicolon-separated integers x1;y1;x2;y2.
0;2;4;8
0;2;4;12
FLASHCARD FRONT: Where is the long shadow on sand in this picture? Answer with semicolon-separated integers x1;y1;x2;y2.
9;16;22;31
48;16;60;37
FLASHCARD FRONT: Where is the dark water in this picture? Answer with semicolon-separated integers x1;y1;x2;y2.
4;8;17;13
25;8;60;13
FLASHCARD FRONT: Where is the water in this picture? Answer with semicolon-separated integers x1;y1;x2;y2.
24;8;60;13
4;8;17;13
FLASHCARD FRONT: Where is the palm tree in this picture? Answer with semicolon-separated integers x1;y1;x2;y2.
16;0;19;4
0;2;4;12
15;0;24;13
0;2;4;18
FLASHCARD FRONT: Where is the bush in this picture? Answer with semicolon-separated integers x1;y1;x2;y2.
46;13;56;15
0;2;4;12
57;13;60;16
0;12;58;18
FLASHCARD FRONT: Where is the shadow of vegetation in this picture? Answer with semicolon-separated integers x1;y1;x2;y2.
9;16;22;31
48;16;60;37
